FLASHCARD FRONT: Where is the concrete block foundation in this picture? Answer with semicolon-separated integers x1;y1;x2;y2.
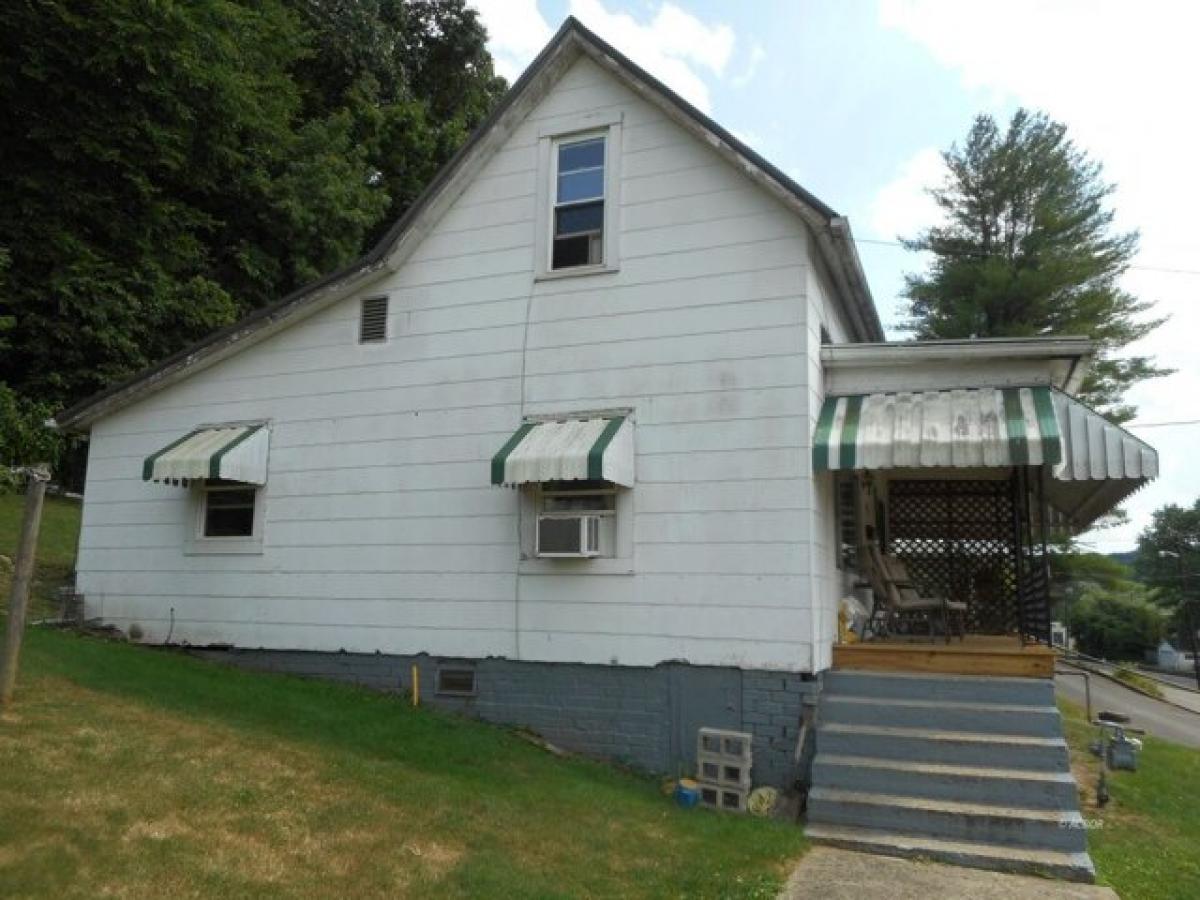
189;648;816;789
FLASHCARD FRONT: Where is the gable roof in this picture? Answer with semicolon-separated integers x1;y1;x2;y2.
53;16;884;432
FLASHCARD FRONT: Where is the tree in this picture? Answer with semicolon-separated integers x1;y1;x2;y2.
1065;583;1165;660
0;0;504;411
902;109;1168;422
0;384;62;480
287;0;505;247
1136;499;1200;656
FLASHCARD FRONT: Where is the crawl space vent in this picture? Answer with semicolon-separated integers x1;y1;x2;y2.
436;668;476;696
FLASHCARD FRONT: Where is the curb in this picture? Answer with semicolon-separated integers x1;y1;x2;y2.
1057;659;1200;717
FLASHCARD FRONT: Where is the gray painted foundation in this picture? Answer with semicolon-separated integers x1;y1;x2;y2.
189;648;816;789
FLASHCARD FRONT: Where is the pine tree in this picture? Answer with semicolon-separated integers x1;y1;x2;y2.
902;109;1168;421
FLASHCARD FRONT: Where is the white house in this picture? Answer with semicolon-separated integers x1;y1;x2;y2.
53;19;1158;796
1153;640;1196;672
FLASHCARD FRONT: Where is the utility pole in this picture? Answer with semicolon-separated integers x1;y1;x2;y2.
0;465;50;708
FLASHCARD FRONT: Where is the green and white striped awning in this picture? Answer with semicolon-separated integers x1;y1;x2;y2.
814;387;1061;472
491;416;634;486
143;424;269;485
813;386;1159;526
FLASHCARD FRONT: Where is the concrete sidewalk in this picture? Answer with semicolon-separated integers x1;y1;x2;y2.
780;847;1119;900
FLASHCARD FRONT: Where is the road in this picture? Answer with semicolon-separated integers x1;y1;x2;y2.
1056;665;1200;749
1150;669;1200;690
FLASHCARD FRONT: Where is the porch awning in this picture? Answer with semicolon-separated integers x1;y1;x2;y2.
142;424;269;485
813;387;1158;526
1047;390;1158;524
491;415;634;486
814;387;1062;471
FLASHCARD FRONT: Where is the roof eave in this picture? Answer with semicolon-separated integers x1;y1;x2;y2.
52;23;586;435
53;16;884;431
566;23;883;341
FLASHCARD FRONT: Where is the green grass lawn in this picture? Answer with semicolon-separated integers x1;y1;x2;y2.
1059;697;1200;899
0;492;82;620
0;628;805;898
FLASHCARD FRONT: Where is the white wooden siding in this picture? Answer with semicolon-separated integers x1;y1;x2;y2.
804;256;850;670
75;56;852;672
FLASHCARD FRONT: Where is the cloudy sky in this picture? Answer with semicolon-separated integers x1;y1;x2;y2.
471;0;1200;553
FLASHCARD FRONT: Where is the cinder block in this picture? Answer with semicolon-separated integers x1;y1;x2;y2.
697;753;751;788
699;783;748;813
698;727;753;760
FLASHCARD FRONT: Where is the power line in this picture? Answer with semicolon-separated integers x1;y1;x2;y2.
1127;419;1200;429
853;237;1200;277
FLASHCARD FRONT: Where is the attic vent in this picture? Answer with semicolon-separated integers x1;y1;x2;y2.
359;295;389;343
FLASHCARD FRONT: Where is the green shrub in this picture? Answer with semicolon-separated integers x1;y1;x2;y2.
1066;584;1166;660
0;383;61;486
1114;665;1165;698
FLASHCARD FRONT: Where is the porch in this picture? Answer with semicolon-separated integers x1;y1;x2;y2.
806;341;1158;881
814;374;1158;679
832;635;1056;678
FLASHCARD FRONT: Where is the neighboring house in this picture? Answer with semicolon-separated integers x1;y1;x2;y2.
53;19;1159;794
1050;621;1072;651
1152;640;1196;672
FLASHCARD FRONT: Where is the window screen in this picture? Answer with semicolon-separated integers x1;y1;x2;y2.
204;487;256;537
836;476;859;570
359;295;388;343
552;136;605;269
542;480;615;513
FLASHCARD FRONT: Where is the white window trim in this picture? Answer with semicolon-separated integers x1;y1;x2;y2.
185;482;266;556
534;113;623;281
518;482;634;575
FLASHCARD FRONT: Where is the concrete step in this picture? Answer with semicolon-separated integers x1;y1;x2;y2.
812;753;1079;809
806;787;1088;852
819;695;1062;737
804;822;1096;883
816;723;1071;770
823;669;1055;707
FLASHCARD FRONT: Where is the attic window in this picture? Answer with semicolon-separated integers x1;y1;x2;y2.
359;295;389;343
552;135;606;269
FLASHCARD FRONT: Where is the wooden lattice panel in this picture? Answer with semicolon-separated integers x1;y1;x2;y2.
886;479;1018;634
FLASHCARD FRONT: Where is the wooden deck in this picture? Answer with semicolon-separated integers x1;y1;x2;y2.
831;635;1057;679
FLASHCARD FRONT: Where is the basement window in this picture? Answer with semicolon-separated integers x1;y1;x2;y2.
436;668;477;697
359;295;389;343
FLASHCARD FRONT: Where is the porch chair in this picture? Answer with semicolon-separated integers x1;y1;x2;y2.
883;552;967;643
864;541;967;643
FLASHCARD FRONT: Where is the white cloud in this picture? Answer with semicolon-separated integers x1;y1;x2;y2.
471;0;737;113
567;0;734;111
878;0;1200;548
732;42;766;88
471;0;554;82
868;146;944;242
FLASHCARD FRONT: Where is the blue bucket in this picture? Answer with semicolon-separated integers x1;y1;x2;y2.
674;778;701;809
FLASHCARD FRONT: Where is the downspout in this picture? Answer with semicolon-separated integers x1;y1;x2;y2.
512;274;538;662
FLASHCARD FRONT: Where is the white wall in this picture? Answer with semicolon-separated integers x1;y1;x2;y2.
802;250;848;670
77;56;851;672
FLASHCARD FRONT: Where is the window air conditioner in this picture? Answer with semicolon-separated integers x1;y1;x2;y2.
536;514;601;558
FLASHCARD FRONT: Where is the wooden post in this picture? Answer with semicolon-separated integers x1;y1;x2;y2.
0;466;49;708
